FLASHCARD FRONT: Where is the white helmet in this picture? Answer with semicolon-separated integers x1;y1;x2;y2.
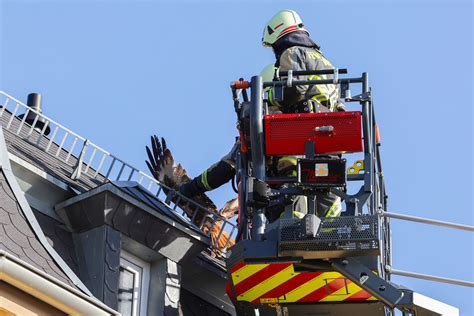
262;10;308;47
260;63;278;83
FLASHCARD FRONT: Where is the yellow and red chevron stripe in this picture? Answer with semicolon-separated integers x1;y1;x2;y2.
230;262;377;304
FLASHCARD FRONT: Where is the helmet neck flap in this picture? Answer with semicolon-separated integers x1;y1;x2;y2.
272;31;320;63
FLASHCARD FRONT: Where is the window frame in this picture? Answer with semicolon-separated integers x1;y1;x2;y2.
119;250;150;316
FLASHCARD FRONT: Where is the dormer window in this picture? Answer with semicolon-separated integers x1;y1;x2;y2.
118;251;150;316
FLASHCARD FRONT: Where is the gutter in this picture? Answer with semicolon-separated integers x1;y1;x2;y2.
0;250;119;315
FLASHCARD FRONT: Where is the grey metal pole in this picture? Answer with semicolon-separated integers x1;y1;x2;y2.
249;75;266;240
386;266;474;287
250;75;265;180
361;73;373;197
382;212;474;232
370;91;378;213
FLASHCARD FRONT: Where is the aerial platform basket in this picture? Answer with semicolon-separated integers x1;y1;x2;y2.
279;215;380;259
225;71;463;315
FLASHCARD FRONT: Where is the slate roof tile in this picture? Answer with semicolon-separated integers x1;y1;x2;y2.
0;224;27;257
9;210;35;237
145;221;168;251
33;210;80;275
0;183;19;214
27;235;54;261
3;222;32;248
0;171;77;289
128;211;153;244
112;204;137;234
22;243;51;268
10;210;36;238
0;179;17;204
0;207;11;224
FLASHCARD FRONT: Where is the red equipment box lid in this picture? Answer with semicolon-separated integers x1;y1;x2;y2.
264;111;363;156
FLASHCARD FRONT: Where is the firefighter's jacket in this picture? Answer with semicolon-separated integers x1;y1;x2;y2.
269;45;346;113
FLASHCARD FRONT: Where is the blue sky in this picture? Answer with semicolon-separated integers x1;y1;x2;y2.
1;0;472;314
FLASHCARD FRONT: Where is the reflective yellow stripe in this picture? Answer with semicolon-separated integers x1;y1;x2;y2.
231;264;269;285
320;197;342;233
326;197;342;218
279;210;305;219
238;265;295;302
311;94;327;101
279;271;341;302
321;57;333;67
308;69;342;111
293;211;305;219
268;88;280;107
320;228;336;233
201;171;212;191
307;51;320;59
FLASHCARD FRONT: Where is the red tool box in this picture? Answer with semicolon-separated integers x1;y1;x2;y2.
264;111;363;156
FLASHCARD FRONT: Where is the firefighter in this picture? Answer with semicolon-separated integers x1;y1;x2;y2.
263;9;343;219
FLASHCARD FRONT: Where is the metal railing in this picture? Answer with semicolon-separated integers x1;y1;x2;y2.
382;212;474;232
0;91;237;253
381;211;474;287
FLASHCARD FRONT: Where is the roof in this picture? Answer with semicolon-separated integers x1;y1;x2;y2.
0;169;76;288
0;109;106;193
0;128;92;295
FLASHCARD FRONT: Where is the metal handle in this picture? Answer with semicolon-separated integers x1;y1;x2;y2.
231;80;250;89
314;125;334;133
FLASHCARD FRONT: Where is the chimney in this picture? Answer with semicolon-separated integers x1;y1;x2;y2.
19;93;51;136
27;93;42;112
